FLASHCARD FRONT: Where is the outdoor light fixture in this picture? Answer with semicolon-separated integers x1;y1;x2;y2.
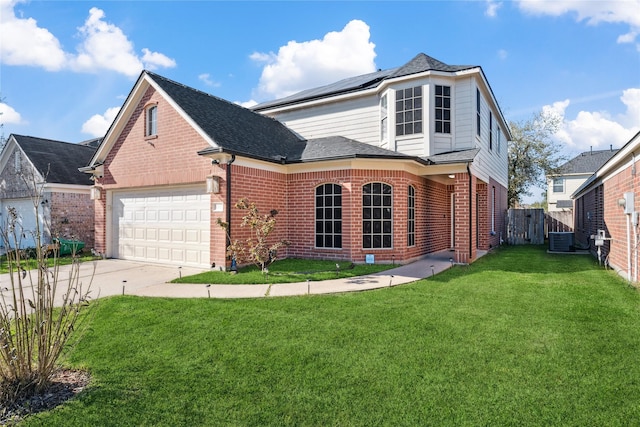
90;187;101;200
448;174;455;179
206;176;220;194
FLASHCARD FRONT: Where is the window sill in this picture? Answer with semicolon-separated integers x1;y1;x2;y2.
144;135;158;141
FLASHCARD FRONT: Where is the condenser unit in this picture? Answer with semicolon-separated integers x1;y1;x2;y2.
549;232;575;252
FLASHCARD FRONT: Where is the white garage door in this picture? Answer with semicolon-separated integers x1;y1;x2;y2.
1;198;43;249
112;187;210;268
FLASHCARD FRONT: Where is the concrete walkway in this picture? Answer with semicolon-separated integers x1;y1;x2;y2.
0;251;457;305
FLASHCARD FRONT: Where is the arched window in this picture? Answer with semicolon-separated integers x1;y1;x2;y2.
315;183;342;248
363;182;392;249
408;185;415;247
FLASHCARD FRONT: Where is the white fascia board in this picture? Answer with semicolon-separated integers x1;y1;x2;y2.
1;137;46;183
90;72;220;167
145;76;219;150
43;183;91;194
0;135;18;172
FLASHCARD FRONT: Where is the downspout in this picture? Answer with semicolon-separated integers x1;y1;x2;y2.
226;154;236;270
467;162;473;261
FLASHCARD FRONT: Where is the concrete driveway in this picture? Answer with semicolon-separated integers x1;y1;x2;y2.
0;259;208;307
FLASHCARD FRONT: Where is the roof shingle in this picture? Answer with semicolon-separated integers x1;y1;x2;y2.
12;135;97;185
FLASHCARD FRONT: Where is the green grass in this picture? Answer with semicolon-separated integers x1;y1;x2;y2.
25;246;640;426
172;258;395;284
0;253;101;274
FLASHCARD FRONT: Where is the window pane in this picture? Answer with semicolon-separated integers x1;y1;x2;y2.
383;208;391;219
316;196;323;207
383;196;391;206
316;236;324;247
334;236;342;248
436;85;442;95
396;124;404;136
373;222;381;233
325;209;332;220
373;235;382;248
335;221;342;233
334;208;342;220
405;123;413;134
316;208;323;219
383;235;392;248
316;222;323;233
363;195;371;206
414;86;422;96
363;221;372;233
383;221;392;233
414;121;423;134
443;86;450;96
373;195;381;206
373;208;382;219
363;208;371;219
436;122;443;133
325;236;333;248
444;122;451;133
363;235;372;248
316;186;324;196
335;195;342;206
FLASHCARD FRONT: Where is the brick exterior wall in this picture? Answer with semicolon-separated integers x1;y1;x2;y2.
94;84;506;268
49;192;95;249
574;152;639;283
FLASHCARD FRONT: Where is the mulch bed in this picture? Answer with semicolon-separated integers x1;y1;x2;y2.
1;369;90;425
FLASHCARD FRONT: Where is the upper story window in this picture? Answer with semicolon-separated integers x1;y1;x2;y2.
145;104;158;137
476;89;481;137
395;86;423;136
14;151;21;173
315;183;342;249
496;126;501;153
363;182;393;249
435;85;451;134
489;111;493;150
380;94;388;142
553;178;564;193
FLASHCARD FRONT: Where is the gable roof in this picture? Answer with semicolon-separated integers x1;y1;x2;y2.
146;72;305;161
572;131;640;199
11;134;96;185
555;148;620;175
252;53;478;111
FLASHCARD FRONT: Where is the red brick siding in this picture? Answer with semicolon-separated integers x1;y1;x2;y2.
575;154;639;282
49;192;95;249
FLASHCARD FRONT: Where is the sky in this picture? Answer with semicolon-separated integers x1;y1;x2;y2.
1;0;639;202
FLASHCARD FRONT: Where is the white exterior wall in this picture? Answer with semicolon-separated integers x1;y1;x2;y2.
258;71;509;189
547;174;590;211
267;96;380;146
472;81;509;189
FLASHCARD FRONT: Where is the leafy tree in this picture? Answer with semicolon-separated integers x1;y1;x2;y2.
217;198;290;275
508;111;566;207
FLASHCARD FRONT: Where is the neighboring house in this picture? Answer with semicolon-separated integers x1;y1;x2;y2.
573;131;640;283
0;134;97;250
82;53;511;269
547;147;619;229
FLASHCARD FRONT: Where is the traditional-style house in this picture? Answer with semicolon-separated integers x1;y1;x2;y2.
573;131;640;283
82;53;511;269
547;147;618;229
0;134;97;250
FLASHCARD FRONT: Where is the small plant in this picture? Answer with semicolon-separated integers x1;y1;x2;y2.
217;198;290;276
0;174;93;415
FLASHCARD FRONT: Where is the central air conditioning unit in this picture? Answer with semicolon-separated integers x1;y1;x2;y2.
549;232;575;252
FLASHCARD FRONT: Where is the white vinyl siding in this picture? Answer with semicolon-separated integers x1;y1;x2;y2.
267;96;380;146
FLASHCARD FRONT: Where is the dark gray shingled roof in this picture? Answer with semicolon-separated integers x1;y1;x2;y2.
147;72;306;161
298;136;418;163
252;53;477;111
424;148;480;165
12;135;97;185
557;148;619;175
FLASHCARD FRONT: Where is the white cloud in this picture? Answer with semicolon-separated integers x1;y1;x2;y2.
0;0;68;70
198;73;220;88
141;48;176;70
485;1;503;18
237;100;258;109
518;0;640;47
0;102;24;125
81;106;120;137
497;49;508;60
251;19;377;99
0;2;176;76
545;88;640;152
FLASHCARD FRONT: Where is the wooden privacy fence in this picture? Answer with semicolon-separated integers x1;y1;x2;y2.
545;211;573;236
507;208;545;245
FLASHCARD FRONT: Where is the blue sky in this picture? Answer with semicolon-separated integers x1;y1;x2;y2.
1;0;639;200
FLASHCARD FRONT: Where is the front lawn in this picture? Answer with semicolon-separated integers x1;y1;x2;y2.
25;246;640;425
173;258;395;284
0;253;101;274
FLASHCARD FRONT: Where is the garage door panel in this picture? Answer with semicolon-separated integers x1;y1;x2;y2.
112;187;210;268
